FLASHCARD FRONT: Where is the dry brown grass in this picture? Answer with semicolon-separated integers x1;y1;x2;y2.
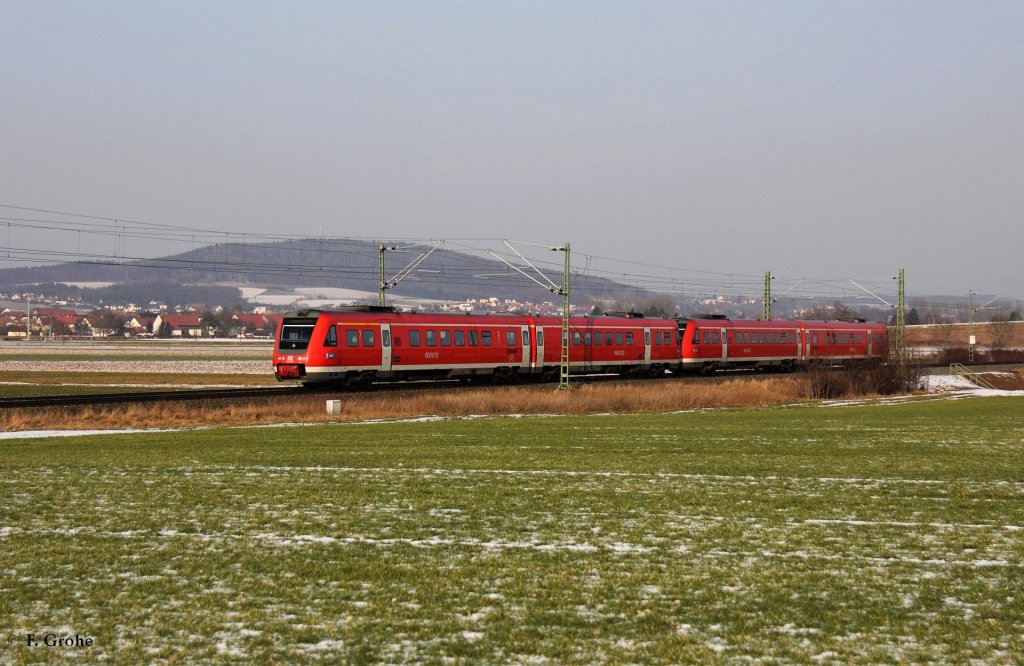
2;377;807;432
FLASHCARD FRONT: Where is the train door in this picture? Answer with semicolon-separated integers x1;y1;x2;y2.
534;325;545;371
520;325;531;371
380;323;392;372
643;327;652;365
720;326;729;361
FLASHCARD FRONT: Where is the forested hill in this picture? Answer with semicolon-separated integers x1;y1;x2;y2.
0;238;653;304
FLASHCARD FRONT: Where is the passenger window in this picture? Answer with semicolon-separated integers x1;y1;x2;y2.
425;330;437;346
605;332;613;345
506;330;517;346
409;330;421;347
382;330;391;347
572;331;582;346
362;330;375;347
693;330;700;344
455;330;465;346
626;332;634;345
524;330;530;347
711;332;719;344
583;332;591;345
703;331;710;345
594;332;602;346
325;325;337;347
812;333;818;344
439;330;451;346
616;332;624;345
469;330;478;346
537;331;544;346
346;330;359;347
482;331;492;346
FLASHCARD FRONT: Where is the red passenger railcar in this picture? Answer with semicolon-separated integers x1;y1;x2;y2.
274;307;680;385
677;317;888;373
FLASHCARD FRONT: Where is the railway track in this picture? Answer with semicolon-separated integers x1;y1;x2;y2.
0;386;307;409
2;361;1018;410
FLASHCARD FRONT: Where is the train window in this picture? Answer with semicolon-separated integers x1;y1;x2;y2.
454;330;465;346
702;331;710;344
594;332;602;346
626;332;634;345
439;330;451;346
346;330;359;347
324;325;337;347
482;331;492;346
605;332;613;345
425;330;437;346
537;331;544;346
362;330;375;347
524;330;530;347
572;331;582;346
857;335;862;344
382;330;391;347
711;332;719;344
469;330;478;346
584;332;592;345
774;333;781;344
693;330;700;344
812;333;818;344
409;330;421;347
616;332;624;345
507;330;517;346
279;318;317;350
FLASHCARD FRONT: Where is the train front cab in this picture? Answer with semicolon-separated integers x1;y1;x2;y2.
274;309;391;386
274;311;320;381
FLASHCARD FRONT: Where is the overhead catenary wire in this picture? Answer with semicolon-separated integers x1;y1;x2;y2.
2;203;1019;309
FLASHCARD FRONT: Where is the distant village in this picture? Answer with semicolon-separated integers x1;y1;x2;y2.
0;290;593;340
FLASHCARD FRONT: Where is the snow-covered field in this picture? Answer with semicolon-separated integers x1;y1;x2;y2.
2;400;1021;663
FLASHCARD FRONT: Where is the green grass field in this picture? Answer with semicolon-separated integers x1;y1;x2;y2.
2;397;1022;663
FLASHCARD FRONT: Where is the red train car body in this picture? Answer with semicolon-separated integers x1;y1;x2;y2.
677;317;889;373
273;307;889;385
273;307;679;385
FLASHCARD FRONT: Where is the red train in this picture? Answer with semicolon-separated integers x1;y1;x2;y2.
273;306;888;385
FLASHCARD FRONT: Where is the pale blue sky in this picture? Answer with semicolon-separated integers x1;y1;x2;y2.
2;1;1021;297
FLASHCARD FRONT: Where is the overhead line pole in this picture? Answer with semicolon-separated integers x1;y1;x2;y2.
485;240;572;390
559;243;571;391
379;241;444;308
762;271;772;321
969;289;976;363
893;268;906;366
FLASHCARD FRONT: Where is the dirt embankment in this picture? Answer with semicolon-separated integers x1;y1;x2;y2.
906;321;1024;349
